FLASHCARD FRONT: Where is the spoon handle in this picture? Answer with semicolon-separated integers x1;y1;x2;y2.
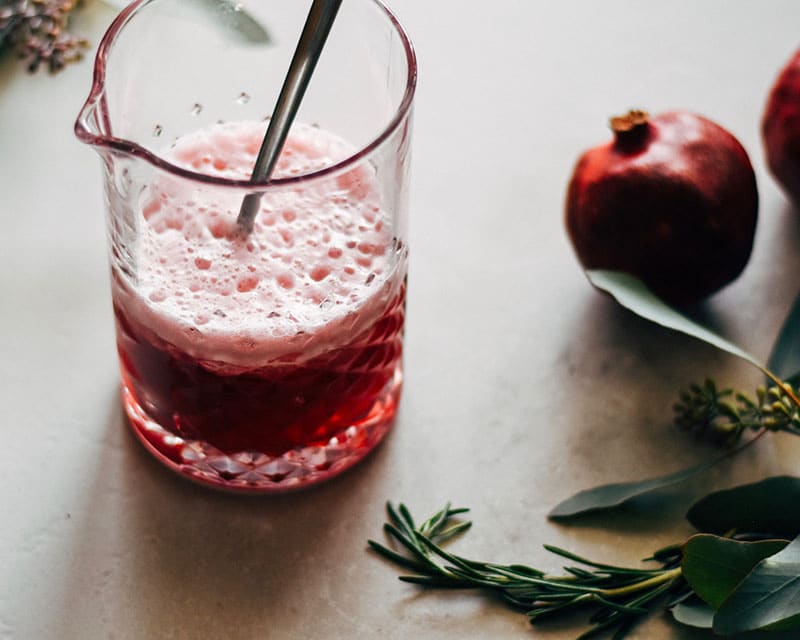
237;0;343;232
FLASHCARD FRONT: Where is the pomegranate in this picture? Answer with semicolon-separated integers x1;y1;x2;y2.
763;49;800;205
565;109;758;306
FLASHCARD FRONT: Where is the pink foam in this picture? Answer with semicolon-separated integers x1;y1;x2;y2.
114;121;402;369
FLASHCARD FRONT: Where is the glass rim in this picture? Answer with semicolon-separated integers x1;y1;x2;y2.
74;0;417;189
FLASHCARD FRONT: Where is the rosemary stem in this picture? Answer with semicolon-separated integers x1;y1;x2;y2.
600;567;682;599
374;503;688;638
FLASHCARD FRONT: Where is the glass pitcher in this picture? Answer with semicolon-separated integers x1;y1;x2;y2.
75;0;416;492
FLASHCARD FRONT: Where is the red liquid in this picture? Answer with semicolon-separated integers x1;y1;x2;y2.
111;122;407;490
115;281;404;459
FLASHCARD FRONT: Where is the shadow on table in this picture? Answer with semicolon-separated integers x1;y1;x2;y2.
54;389;393;638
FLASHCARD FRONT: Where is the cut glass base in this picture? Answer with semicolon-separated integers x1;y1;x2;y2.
121;371;401;493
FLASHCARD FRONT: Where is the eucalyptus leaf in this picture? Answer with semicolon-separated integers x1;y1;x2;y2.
767;291;800;386
686;476;800;537
714;535;800;634
670;599;715;628
587;270;763;370
548;456;723;519
682;534;788;609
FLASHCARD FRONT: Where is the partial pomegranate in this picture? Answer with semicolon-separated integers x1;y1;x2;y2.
565;109;758;306
763;49;800;206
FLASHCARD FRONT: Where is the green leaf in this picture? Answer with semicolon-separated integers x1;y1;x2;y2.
714;535;800;634
686;476;800;537
682;534;788;609
671;599;715;628
548;457;723;519
767;291;800;386
587;270;763;369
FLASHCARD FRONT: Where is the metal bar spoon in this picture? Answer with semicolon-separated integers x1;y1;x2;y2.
237;0;343;233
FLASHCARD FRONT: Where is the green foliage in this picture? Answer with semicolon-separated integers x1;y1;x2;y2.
373;280;800;636
681;535;788;608
548;456;725;519
370;503;686;639
713;536;800;634
687;477;800;537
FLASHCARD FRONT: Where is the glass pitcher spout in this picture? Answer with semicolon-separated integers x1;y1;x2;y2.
74;0;281;160
74;0;141;153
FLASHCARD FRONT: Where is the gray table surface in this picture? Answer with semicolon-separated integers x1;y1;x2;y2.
4;1;800;638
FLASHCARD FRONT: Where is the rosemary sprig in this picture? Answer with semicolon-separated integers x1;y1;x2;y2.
673;379;800;447
369;503;688;639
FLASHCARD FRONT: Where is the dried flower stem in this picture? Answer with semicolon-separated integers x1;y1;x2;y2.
0;0;89;73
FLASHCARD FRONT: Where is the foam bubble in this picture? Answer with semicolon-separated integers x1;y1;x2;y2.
117;121;401;367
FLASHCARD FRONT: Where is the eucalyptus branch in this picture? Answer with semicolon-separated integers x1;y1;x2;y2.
369;503;688;639
673;379;800;446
